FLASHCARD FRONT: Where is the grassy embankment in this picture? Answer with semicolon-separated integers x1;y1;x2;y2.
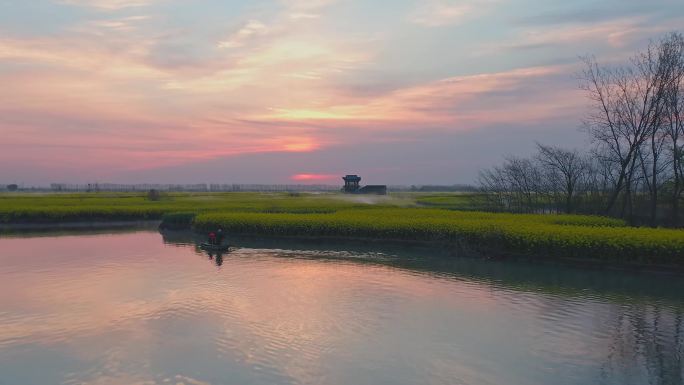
194;209;684;266
1;192;683;266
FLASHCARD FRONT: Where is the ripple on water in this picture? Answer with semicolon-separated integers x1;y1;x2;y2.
1;231;683;385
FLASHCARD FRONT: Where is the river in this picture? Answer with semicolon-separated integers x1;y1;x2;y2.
0;229;682;385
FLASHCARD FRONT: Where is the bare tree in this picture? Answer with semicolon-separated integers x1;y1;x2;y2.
478;166;508;211
580;47;672;221
634;33;684;226
535;144;587;213
477;31;684;227
661;32;684;226
479;155;549;213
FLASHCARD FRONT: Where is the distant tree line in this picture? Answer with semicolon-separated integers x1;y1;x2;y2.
479;32;684;227
5;183;478;194
407;184;479;192
48;183;342;193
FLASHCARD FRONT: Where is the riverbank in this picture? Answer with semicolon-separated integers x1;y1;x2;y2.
2;192;683;267
192;209;684;267
0;220;160;232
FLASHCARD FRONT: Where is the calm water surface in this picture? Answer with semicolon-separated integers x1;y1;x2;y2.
0;230;682;385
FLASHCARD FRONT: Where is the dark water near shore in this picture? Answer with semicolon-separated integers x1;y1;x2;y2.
0;229;682;385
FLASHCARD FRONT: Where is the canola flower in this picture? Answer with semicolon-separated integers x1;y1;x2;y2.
193;209;683;265
1;192;682;266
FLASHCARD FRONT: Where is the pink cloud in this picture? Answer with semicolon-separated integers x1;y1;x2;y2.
409;0;498;27
0;57;583;178
0;1;594;182
59;0;158;10
253;64;585;132
290;173;338;181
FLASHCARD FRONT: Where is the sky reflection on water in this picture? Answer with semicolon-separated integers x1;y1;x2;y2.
0;231;682;385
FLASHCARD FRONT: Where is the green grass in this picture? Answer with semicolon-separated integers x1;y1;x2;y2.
2;192;683;266
415;193;484;210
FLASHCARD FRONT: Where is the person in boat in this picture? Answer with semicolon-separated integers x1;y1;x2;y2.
215;228;224;246
208;231;216;245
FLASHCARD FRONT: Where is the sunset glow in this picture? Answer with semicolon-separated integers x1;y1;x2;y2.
290;173;338;182
1;0;683;184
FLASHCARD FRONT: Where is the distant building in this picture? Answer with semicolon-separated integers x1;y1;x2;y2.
358;185;387;195
342;175;387;195
342;175;362;193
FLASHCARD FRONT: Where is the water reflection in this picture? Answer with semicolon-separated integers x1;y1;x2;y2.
206;251;224;267
0;230;682;385
163;230;684;305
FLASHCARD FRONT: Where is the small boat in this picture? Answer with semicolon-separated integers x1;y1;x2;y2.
199;243;231;252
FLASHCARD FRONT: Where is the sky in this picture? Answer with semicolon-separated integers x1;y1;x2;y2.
1;0;683;186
